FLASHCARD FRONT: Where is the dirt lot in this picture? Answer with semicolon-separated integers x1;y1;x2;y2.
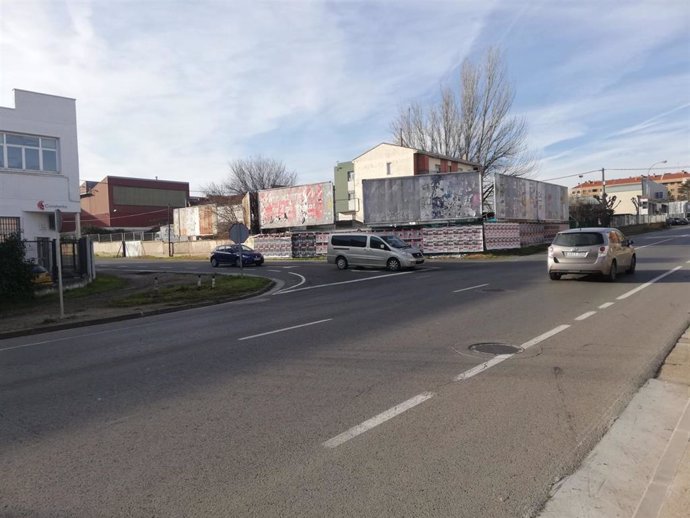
0;270;273;337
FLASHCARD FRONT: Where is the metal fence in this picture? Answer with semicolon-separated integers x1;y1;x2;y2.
86;232;158;242
610;214;667;227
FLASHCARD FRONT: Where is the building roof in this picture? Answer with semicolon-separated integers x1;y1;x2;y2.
352;142;480;167
573;171;689;189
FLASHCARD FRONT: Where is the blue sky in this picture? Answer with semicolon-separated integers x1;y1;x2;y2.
1;0;688;195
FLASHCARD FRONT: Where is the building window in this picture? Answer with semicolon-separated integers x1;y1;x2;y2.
0;132;59;172
434;164;441;172
386;162;392;175
347;171;354;181
0;216;20;242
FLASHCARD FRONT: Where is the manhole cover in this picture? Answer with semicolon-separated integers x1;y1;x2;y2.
469;342;522;355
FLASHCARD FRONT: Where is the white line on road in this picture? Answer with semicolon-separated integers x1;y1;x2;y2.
275;272;306;293
453;325;570;382
323;392;434;448
520;325;571;350
238;318;332;341
453;283;489;293
598;302;615;309
455;355;513;381
616;266;683;300
268;269;282;273
274;271;414;294
575;311;597;321
636;237;675;249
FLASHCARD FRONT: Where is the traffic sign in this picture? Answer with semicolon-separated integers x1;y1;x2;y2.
229;223;250;243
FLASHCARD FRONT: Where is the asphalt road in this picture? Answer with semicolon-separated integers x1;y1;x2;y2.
1;227;689;517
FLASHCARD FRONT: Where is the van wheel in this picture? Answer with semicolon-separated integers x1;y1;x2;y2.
606;260;617;282
387;258;401;271
336;257;348;270
626;255;636;274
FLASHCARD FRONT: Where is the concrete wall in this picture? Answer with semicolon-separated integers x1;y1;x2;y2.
0;90;80;260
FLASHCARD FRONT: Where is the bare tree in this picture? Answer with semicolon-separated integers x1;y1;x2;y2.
391;47;535;203
205;155;297;196
203;156;297;236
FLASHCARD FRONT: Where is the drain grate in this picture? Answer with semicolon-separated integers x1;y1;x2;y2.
469;342;522;355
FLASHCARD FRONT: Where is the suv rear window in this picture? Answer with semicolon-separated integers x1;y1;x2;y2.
553;232;605;246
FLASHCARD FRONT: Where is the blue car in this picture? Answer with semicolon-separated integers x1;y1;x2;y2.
210;244;264;267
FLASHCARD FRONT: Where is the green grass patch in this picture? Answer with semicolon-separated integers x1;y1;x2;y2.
110;275;271;307
64;274;128;298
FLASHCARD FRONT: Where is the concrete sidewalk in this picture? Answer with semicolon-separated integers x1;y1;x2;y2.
538;326;690;518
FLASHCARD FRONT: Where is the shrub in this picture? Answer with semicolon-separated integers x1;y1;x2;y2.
0;233;34;300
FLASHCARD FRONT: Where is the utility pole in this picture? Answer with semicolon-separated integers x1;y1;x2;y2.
167;204;172;257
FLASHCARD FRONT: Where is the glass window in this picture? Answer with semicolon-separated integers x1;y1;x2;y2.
42;150;57;171
25;148;40;170
350;236;367;247
1;132;59;172
41;138;57;149
347;171;354;181
7;146;22;169
7;134;39;146
331;235;350;247
370;237;388;250
553;232;605;246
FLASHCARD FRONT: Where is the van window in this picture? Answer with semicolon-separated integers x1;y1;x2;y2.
350;236;367;247
331;235;367;247
331;235;350;247
370;237;388;250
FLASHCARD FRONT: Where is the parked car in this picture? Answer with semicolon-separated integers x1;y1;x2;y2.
31;264;53;285
547;227;636;282
327;233;424;271
210;244;264;267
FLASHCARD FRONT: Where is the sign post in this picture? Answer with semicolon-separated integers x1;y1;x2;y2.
229;223;250;278
55;209;65;319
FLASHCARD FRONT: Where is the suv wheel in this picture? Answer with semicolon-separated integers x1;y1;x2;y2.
549;272;561;280
626;255;636;274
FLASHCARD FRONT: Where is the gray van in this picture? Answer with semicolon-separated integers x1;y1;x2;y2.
327;233;424;271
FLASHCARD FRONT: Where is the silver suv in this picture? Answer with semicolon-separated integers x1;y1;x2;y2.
547;228;636;281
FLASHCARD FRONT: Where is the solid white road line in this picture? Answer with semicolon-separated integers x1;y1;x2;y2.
453;283;489;293
274;271;414;294
323;392;435;448
238;318;332;341
268;269;282;273
454;355;513;381
616;266;683;300
598;302;615;309
274;272;307;293
575;311;597;321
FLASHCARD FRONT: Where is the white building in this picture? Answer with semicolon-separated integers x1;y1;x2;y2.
0;90;81;263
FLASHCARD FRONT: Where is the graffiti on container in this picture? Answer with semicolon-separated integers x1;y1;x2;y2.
363;172;481;224
259;182;334;229
494;174;568;221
